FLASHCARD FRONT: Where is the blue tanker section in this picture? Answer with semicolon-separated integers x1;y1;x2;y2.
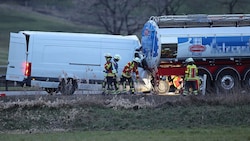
178;36;250;58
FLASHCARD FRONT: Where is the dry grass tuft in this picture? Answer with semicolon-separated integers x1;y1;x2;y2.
105;95;155;109
1;94;250;111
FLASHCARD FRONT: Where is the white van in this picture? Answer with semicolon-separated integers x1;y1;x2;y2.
6;31;152;94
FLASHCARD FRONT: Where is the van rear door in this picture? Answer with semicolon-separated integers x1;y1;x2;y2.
6;32;27;82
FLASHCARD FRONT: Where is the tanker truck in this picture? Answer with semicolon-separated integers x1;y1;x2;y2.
141;14;250;94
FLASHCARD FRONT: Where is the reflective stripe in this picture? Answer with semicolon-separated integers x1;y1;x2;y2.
183;90;188;95
107;73;115;77
122;73;132;78
193;90;198;95
191;67;196;78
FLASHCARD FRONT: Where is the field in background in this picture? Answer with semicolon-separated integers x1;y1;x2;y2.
1;127;250;141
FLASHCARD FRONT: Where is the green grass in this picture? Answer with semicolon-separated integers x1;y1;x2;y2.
0;94;250;140
0;127;250;141
1;95;250;131
0;4;102;65
0;86;41;91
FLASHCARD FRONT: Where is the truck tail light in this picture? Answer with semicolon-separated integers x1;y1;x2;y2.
25;62;31;77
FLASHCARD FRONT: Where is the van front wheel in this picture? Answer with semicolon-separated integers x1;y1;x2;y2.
59;78;78;95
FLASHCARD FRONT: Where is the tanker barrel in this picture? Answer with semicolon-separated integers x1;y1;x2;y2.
151;14;250;28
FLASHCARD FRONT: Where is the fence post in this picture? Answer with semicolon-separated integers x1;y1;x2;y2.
0;65;7;91
5;79;8;91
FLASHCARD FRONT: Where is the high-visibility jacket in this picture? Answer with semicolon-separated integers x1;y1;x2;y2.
185;64;198;81
104;61;115;77
122;61;139;78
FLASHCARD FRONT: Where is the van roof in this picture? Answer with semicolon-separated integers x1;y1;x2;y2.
19;31;139;41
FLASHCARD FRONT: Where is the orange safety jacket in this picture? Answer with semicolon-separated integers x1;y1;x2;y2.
122;61;139;78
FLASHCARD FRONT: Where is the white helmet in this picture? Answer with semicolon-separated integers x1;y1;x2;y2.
105;53;112;58
133;57;141;63
185;57;194;63
114;54;121;60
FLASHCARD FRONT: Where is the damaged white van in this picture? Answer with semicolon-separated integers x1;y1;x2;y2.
6;31;152;95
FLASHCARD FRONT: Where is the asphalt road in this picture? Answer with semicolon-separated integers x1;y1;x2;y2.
0;90;104;96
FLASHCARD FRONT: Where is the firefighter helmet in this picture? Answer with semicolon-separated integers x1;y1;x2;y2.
114;54;121;60
133;57;141;63
105;53;112;58
185;57;194;63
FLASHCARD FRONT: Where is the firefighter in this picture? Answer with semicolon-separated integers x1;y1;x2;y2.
183;57;199;96
111;54;121;94
134;46;148;70
102;53;114;95
120;57;141;94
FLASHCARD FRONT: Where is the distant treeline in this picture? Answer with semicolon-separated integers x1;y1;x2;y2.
1;0;250;35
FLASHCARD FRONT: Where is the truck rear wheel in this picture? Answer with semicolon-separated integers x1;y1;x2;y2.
216;70;240;94
155;80;169;94
59;78;78;95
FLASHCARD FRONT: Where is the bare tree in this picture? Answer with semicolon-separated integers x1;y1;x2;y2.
217;0;239;13
146;0;184;16
90;0;144;35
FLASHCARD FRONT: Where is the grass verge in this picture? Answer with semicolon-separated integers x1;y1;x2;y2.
0;94;250;133
0;127;250;141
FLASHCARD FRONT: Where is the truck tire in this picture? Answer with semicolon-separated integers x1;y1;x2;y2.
216;70;240;94
59;78;78;95
155;80;169;94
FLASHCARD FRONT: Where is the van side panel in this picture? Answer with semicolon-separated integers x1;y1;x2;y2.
29;34;138;84
6;33;27;81
7;31;141;89
30;36;101;81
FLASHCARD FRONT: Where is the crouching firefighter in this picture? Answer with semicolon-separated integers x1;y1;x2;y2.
120;57;140;94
